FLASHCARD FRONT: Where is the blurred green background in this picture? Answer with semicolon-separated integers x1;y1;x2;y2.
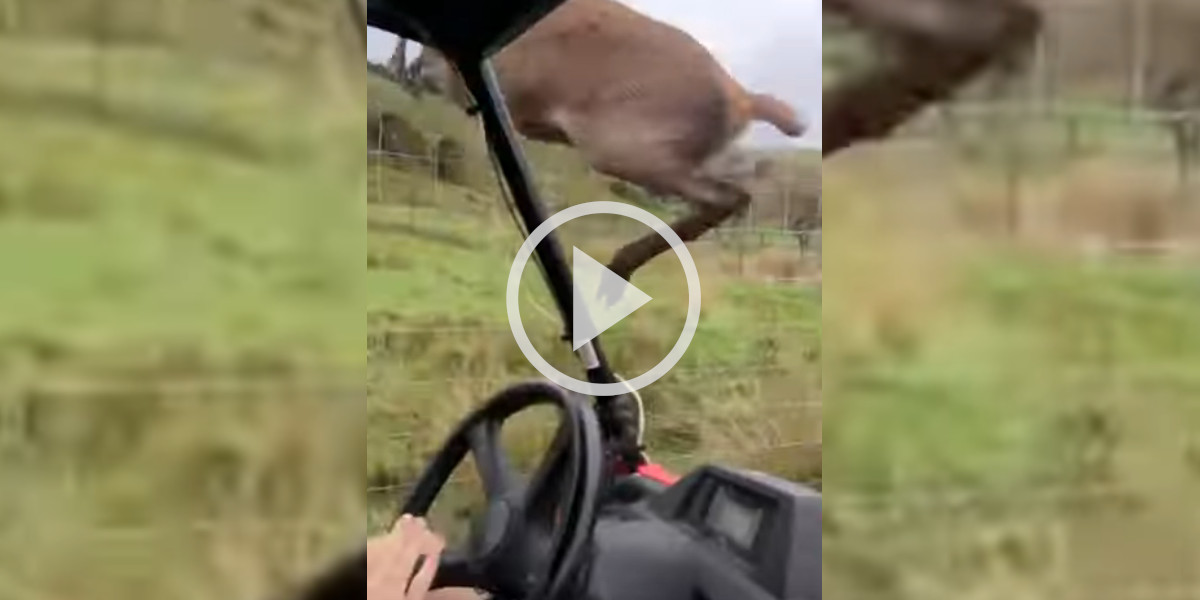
823;146;1200;600
0;2;365;599
824;4;1200;597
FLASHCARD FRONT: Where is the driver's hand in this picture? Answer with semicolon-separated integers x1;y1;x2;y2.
367;514;445;600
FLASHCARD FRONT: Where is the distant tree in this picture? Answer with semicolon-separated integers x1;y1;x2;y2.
386;38;407;82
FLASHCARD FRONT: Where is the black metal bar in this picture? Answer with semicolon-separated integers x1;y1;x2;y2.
458;62;580;347
456;60;642;465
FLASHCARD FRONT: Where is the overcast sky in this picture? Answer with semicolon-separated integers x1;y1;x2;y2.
367;0;821;149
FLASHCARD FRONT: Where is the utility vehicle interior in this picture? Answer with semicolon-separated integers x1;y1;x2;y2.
336;1;824;598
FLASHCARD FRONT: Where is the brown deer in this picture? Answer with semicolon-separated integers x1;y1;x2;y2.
408;0;806;286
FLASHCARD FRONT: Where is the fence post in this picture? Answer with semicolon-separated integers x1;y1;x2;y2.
1129;0;1149;116
1031;12;1049;114
1181;130;1194;209
374;111;387;207
734;211;745;279
430;137;441;209
998;101;1024;238
783;178;796;259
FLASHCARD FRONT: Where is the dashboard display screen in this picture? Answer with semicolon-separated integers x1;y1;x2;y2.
704;485;764;551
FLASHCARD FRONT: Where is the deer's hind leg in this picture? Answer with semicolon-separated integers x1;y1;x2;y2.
605;172;751;282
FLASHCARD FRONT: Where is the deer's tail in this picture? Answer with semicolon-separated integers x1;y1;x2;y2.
749;92;805;138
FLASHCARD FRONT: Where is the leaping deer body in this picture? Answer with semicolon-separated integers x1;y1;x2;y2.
409;0;806;284
823;0;1041;158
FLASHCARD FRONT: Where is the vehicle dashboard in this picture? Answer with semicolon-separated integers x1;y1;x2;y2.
579;465;821;600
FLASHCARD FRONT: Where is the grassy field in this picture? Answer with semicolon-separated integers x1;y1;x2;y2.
0;24;365;600
822;134;1200;599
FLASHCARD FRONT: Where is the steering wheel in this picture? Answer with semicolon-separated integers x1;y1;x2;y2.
398;381;604;600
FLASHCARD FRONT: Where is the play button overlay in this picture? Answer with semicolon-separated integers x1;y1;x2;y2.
507;201;702;397
571;247;652;350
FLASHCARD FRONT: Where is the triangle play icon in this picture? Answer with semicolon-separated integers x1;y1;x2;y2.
571;247;653;350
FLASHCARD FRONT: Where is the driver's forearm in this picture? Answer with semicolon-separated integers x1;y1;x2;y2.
427;590;487;600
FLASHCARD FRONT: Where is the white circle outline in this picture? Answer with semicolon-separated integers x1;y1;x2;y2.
506;201;701;396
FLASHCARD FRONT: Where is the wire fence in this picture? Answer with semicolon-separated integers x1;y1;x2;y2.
888;102;1199;254
365;143;823;285
856;0;1200;255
